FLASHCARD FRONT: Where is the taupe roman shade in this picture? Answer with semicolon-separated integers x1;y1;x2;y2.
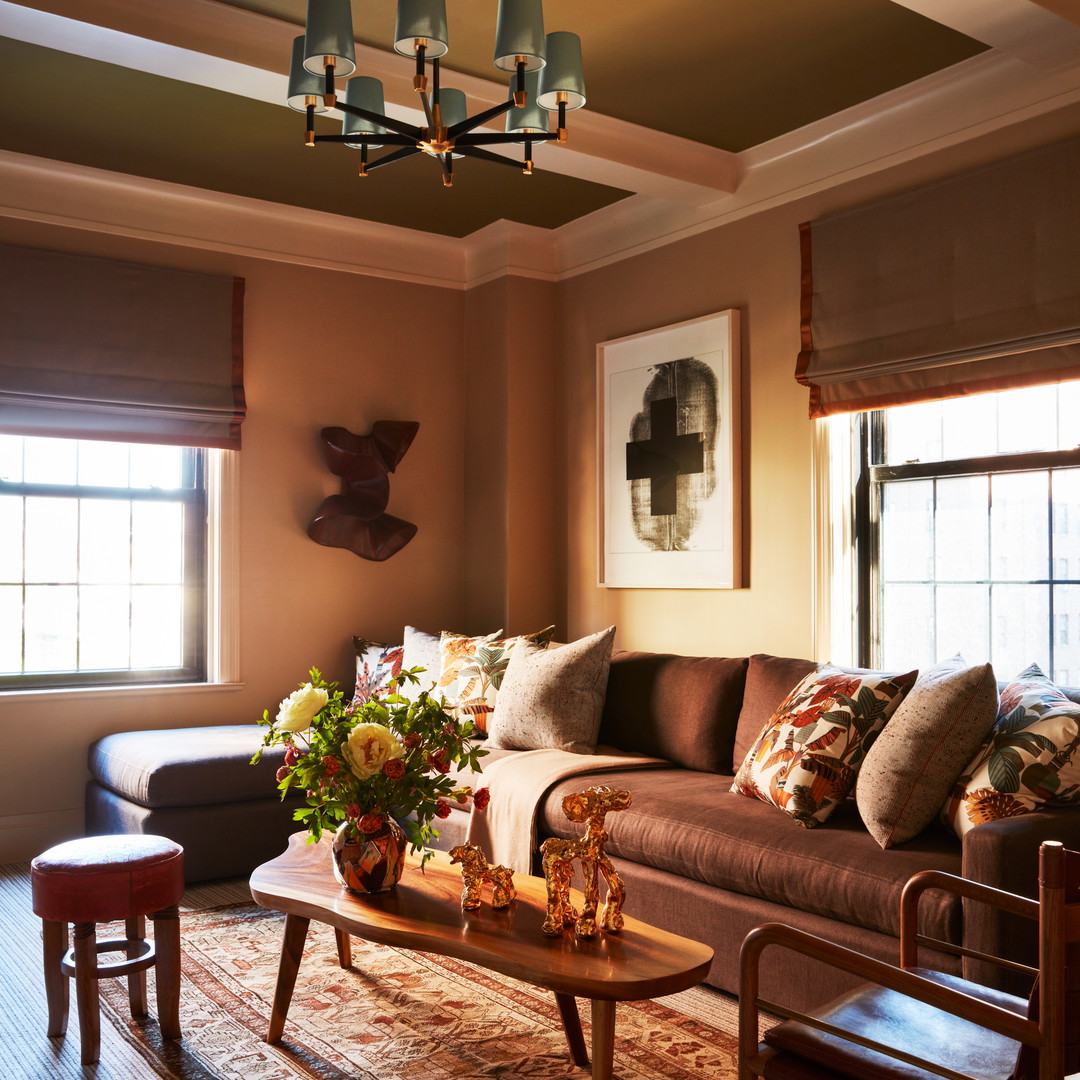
797;133;1080;418
0;244;246;448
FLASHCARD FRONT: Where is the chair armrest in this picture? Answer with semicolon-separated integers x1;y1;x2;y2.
961;807;1080;991
737;921;1035;1080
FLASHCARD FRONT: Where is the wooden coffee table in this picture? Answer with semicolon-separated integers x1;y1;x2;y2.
249;832;713;1080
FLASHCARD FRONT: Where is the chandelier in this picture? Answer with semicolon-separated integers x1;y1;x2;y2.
287;0;586;187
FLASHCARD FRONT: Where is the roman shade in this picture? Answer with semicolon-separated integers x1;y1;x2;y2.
796;133;1080;418
0;244;246;449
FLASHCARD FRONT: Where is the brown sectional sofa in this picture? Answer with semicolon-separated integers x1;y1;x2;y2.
86;647;1080;1014
434;650;1080;1012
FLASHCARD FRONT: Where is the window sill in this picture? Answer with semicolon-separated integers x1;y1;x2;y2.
0;681;245;703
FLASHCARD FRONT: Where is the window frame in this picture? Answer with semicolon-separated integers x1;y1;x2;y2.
852;410;1080;670
0;441;209;691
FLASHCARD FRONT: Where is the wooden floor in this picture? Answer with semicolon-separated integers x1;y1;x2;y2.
0;859;251;1080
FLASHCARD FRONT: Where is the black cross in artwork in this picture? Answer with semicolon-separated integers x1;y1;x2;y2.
625;397;705;516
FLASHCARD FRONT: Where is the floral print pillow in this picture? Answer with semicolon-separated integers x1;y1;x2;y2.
438;626;556;733
351;638;404;705
942;664;1080;838
731;666;917;828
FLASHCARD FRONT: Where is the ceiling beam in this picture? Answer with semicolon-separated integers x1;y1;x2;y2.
1;0;738;206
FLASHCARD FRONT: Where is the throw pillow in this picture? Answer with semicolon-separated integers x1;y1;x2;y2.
437;625;556;733
400;625;500;702
856;655;998;848
731;665;918;828
487;626;617;754
942;664;1080;838
351;637;404;705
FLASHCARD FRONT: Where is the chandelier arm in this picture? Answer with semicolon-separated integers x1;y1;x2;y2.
446;99;515;140
336;101;422;141
312;133;416;145
455;146;528;171
455;132;559;146
363;146;423;172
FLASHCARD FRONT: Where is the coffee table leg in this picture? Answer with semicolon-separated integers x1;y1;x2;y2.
590;999;616;1080
554;993;589;1067
267;913;310;1044
335;928;352;969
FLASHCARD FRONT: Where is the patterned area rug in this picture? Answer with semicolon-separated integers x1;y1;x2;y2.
96;903;741;1079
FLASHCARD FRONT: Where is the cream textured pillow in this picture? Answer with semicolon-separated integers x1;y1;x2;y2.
486;626;616;754
856;656;998;848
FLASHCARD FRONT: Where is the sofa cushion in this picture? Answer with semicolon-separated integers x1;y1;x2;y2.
944;663;1080;838
857;656;999;848
732;666;918;827
487;626;616;753
732;654;819;771
598;651;749;772
537;768;962;942
89;725;288;808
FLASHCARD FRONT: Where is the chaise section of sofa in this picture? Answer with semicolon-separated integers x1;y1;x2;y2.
85;725;305;882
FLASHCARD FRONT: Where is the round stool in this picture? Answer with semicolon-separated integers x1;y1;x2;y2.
31;834;185;1064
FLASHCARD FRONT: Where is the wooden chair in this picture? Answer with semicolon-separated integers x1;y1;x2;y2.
739;840;1080;1080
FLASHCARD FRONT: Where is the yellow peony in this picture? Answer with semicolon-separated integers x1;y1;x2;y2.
342;722;406;780
273;683;329;732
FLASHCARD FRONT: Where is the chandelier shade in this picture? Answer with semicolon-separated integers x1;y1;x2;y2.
294;0;583;186
537;32;586;111
302;0;356;78
287;36;330;113
493;0;547;72
343;77;387;148
394;0;449;59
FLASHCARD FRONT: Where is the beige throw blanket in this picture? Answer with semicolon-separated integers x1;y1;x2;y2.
465;747;669;873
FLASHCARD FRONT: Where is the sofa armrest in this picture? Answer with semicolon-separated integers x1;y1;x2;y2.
960;807;1080;993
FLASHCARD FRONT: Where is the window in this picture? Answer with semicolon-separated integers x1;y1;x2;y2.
0;435;207;690
852;382;1080;675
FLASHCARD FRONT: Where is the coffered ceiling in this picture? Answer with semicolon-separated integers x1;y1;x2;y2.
1;0;1079;276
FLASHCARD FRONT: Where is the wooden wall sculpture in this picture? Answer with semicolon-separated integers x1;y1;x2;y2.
307;421;420;561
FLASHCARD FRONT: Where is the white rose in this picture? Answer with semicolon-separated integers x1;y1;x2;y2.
341;723;405;780
274;683;329;732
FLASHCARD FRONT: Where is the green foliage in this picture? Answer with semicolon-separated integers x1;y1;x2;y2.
254;667;487;865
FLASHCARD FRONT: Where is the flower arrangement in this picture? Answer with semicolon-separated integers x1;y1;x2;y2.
253;667;488;866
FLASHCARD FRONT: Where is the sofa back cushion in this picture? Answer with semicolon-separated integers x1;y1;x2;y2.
732;653;819;772
597;651;749;773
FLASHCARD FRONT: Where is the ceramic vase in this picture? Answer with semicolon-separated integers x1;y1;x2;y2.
332;817;407;894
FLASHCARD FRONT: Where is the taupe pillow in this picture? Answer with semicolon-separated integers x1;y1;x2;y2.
487;626;616;754
856;655;999;848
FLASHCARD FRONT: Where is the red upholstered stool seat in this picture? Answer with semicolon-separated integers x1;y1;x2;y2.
31;834;185;1065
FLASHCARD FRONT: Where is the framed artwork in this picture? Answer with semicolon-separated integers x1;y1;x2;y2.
598;310;741;589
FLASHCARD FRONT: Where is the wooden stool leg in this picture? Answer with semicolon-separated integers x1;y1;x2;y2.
41;919;69;1038
151;905;182;1040
335;928;352;969
126;915;148;1018
555;993;590;1068
590;999;617;1080
72;922;101;1065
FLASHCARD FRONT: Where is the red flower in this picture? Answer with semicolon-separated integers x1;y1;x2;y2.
322;755;340;778
358;812;384;833
383;758;406;780
435;800;452;819
345;803;361;819
403;733;423;749
276;765;290;782
473;787;491;812
284;746;301;767
428;750;451;774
